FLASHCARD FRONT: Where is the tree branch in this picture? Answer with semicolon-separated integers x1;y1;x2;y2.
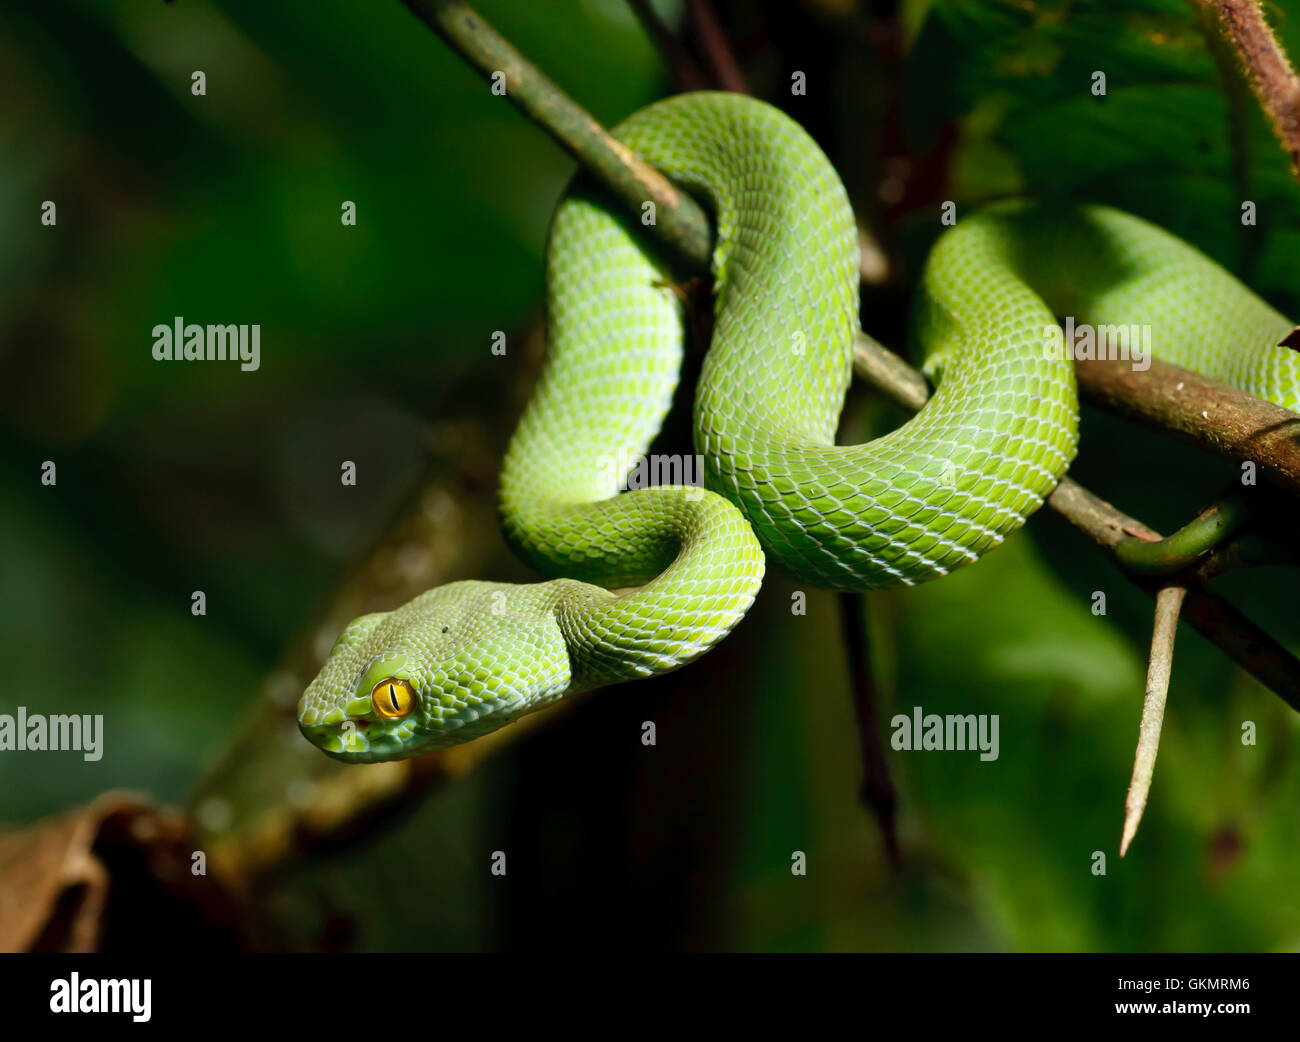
1121;584;1188;856
1198;0;1300;175
684;0;751;95
399;0;713;268
837;592;901;868
1115;487;1253;575
852;333;930;410
1075;355;1300;496
1046;479;1300;712
626;0;709;92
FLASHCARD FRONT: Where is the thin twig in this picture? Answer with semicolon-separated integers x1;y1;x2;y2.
1198;0;1300;174
627;0;710;92
684;0;751;94
400;0;713;269
635;0;893;287
837;592;901;868
851;333;930;410
1115;487;1254;575
1121;584;1189;855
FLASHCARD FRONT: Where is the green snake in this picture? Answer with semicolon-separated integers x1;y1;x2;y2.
299;92;1300;763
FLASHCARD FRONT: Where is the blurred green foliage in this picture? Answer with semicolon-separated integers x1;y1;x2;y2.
1;0;1297;951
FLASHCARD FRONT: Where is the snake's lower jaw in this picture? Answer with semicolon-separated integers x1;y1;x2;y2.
297;700;537;763
298;720;376;763
296;715;399;763
297;686;475;762
297;722;431;764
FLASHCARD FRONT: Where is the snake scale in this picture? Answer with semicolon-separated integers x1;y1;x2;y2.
299;92;1300;762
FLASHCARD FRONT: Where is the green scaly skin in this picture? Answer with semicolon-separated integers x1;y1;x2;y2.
299;93;1299;763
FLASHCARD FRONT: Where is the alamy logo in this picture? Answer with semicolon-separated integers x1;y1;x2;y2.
594;450;706;499
0;707;103;761
50;974;150;1022
1043;316;1150;371
890;706;1000;761
152;316;260;371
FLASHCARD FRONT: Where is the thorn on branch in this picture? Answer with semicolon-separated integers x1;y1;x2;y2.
1121;584;1188;856
1045;479;1300;709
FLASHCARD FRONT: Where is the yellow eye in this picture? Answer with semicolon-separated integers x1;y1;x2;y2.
371;677;417;719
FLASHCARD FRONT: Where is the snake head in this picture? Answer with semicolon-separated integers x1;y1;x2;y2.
297;580;573;763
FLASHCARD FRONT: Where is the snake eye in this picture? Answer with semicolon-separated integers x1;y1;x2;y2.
371;677;417;719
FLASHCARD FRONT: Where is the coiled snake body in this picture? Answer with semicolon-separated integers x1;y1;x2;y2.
300;92;1299;762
